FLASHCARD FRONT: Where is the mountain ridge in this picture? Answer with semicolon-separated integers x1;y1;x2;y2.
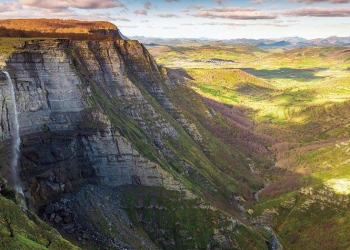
131;35;350;48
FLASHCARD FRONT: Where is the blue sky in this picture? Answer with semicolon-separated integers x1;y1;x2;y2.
1;0;350;39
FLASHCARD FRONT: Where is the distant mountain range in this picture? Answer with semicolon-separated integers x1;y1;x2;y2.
130;35;350;48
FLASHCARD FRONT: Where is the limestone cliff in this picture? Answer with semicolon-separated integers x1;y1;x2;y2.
0;40;187;211
0;38;269;249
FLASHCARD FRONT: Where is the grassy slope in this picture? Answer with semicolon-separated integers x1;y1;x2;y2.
167;69;275;170
66;39;273;246
72;46;263;206
0;195;80;250
252;184;350;250
148;43;350;249
148;44;265;68
122;186;268;250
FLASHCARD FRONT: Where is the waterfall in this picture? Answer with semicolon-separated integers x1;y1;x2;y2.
2;70;23;196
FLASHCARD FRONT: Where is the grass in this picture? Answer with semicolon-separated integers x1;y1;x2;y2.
148;42;350;249
252;185;350;250
0;38;26;55
0;195;80;250
122;186;268;250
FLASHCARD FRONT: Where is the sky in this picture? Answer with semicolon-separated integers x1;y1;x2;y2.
1;0;350;39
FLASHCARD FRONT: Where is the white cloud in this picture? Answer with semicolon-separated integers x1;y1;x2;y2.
0;2;22;12
134;9;147;15
19;0;124;10
193;7;277;20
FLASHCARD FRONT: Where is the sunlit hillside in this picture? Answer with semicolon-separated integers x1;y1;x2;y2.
148;43;350;249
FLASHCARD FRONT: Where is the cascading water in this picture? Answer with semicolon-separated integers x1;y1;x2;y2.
2;70;24;196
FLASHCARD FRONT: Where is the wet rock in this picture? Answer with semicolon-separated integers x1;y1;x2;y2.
50;213;56;221
63;215;71;224
267;235;278;250
54;214;63;224
266;235;283;250
62;224;75;231
82;232;90;240
44;204;56;215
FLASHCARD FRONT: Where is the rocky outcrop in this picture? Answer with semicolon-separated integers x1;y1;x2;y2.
42;185;160;250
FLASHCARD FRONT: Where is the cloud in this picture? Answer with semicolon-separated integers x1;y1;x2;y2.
187;4;203;10
214;0;222;4
89;11;121;21
193;7;277;20
0;2;22;12
0;8;106;20
115;17;131;22
284;7;350;17
250;0;275;4
119;25;138;28
158;14;179;18
19;0;124;10
161;26;178;29
164;0;180;2
288;0;350;4
144;1;151;9
183;4;203;12
134;9;148;15
199;22;248;26
184;21;290;27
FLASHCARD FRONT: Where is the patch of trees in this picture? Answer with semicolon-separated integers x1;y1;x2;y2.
0;26;121;41
259;174;310;199
202;97;274;159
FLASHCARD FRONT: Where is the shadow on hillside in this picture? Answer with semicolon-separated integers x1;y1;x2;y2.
235;83;274;98
200;96;275;162
258;166;314;200
240;67;328;82
166;67;194;80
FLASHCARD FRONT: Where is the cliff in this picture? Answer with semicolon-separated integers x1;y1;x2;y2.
0;39;186;208
0;38;271;249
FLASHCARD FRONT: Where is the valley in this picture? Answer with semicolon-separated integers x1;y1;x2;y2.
146;42;350;249
0;18;348;250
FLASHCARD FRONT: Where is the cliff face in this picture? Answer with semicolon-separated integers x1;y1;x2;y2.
0;40;186;210
0;38;270;249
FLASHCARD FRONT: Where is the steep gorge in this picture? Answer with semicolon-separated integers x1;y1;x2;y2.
0;38;273;249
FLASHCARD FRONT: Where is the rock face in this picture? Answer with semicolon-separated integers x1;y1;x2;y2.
0;40;188;211
42;185;160;250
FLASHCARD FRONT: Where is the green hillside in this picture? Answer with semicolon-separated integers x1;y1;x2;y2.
0;190;80;250
149;43;350;249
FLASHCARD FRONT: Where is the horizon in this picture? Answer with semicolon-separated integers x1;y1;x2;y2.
128;34;350;41
0;0;350;39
